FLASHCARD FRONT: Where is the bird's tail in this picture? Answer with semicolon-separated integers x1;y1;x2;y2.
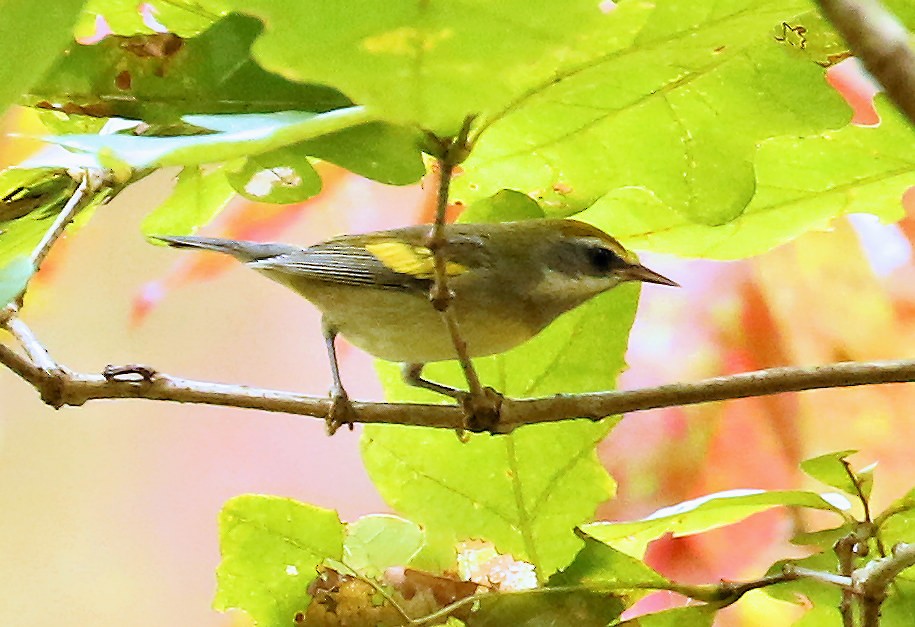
152;235;299;263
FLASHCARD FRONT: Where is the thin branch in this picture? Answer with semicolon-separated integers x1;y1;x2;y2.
814;0;915;125
0;342;44;387
855;543;915;627
835;534;858;627
426;116;500;429
6;316;60;374
5;315;915;432
783;565;855;590
30;172;89;269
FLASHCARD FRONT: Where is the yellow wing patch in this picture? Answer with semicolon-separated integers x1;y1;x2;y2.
365;241;468;279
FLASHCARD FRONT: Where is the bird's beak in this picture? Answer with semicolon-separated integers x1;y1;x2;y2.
620;263;679;287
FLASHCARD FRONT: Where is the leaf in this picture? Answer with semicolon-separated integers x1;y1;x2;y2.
615;605;716;627
882;577;915;627
363;273;641;578
549;536;668;591
214;495;344;627
295;121;425;186
141;165;236;237
0;0;85;117
224;149;321;204
877;488;915;547
459;190;544;224
75;0;218;38
468;588;625;627
800;450;862;497
454;0;850;220
764;547;841;608
38;13;353;121
0;257;34;307
39;107;373;169
217;0;631;133
582;489;849;558
342;514;424;579
588;97;914;259
0;168;106;268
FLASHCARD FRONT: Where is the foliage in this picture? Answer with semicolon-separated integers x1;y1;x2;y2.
2;0;915;626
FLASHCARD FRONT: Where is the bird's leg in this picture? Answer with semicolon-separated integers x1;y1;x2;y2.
402;363;503;433
321;319;357;435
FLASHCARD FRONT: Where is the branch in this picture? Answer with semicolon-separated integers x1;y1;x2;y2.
425;116;501;430
814;0;915;124
31;172;89;269
855;543;915;627
5;315;915;432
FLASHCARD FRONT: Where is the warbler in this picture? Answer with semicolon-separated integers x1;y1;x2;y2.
155;219;676;430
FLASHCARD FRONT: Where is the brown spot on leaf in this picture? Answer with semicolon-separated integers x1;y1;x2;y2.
115;70;132;90
817;51;854;68
34;100;115;118
120;32;184;59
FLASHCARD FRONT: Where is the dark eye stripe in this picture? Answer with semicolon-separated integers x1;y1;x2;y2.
588;246;623;272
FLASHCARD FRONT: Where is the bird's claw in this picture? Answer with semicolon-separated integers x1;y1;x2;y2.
459;387;503;433
326;391;358;436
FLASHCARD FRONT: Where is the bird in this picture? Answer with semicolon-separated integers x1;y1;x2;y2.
154;218;677;432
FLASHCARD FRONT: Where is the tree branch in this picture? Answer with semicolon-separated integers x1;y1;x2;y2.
4;314;915;432
30;172;89;269
814;0;915;124
855;543;915;627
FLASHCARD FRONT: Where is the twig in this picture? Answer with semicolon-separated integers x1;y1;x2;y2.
426;116;499;429
814;0;915;125
0;343;44;387
6;316;60;374
30;172;89;269
782;565;855;589
855;543;915;627
5;316;915;432
835;534;858;627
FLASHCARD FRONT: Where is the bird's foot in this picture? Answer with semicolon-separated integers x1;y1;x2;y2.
459;386;504;433
326;391;358;436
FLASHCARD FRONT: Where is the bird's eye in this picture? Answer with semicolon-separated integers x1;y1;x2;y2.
587;246;622;272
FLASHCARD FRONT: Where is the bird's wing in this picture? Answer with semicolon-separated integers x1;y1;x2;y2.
248;237;472;290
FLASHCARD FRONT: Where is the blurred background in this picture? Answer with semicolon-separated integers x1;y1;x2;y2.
2;60;915;626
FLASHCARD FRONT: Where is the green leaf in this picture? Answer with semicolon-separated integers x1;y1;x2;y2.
214;495;344;627
342;514;424;579
40;107;373;169
550;536;668;590
882;577;915;627
224;149;320;204
454;1;849;219
469;588;625;627
589;97;914;259
39;13;353;121
217;0;631;133
800;450;861;496
0;257;35;307
295;121;425;186
765;550;843;615
459;190;544;224
582;489;849;558
615;605;716;627
364;275;640;579
76;0;219;38
142;166;236;237
877;488;915;547
0;168;106;268
0;0;85;117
